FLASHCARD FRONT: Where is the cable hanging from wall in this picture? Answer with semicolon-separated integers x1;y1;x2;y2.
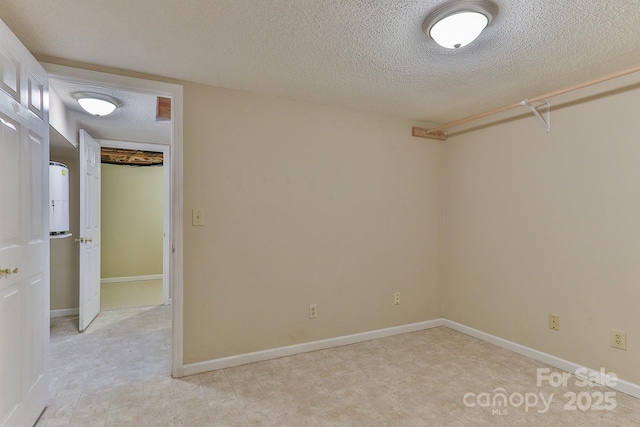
413;64;640;141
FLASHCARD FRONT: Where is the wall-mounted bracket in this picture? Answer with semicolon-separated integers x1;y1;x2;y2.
521;99;551;133
412;126;448;141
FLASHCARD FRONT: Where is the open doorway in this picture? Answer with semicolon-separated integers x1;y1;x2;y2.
46;63;184;378
98;144;170;311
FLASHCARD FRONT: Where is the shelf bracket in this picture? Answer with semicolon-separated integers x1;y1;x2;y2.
521;99;551;133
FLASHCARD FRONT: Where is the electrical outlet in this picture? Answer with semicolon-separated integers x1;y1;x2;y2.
548;315;560;331
394;292;400;305
309;304;317;319
611;329;627;350
192;208;205;226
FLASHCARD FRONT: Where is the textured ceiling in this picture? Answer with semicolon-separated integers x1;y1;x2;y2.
2;1;640;124
49;79;171;145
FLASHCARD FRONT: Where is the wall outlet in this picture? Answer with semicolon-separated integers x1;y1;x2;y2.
394;292;400;305
309;304;317;319
611;329;627;350
548;315;560;331
192;208;205;226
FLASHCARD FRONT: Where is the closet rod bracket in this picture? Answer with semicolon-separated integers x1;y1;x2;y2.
521;99;551;133
411;126;448;141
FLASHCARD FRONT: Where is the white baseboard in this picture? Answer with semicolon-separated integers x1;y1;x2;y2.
183;319;444;377
181;317;640;399
443;319;640;399
50;308;79;318
101;274;162;284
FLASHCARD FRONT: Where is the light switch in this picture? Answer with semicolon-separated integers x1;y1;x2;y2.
192;208;205;226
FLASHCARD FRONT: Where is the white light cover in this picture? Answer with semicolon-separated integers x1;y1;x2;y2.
430;11;489;49
77;97;117;116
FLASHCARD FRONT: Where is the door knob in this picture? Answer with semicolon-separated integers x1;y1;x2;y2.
75;237;93;243
75;237;84;243
0;267;18;275
86;237;93;243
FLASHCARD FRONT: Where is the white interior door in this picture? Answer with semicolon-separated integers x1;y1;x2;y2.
78;129;101;331
0;18;50;427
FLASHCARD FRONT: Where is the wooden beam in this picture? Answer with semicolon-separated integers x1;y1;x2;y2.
412;126;448;141
101;147;163;166
429;102;522;133
157;96;171;121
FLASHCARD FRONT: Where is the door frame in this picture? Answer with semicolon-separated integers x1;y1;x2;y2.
44;63;184;378
97;138;171;306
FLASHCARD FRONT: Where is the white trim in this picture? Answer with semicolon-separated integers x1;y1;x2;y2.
161;140;171;307
443;320;640;399
50;308;79;318
170;84;184;378
183;319;444;376
100;274;163;284
42;63;184;378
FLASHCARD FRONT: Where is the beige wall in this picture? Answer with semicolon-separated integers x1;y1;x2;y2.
101;163;163;278
183;83;443;363
442;83;640;384
49;150;79;310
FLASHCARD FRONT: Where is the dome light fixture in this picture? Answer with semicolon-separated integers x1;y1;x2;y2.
423;0;498;49
73;92;121;116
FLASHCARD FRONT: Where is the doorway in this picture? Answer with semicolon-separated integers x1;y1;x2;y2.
45;63;184;377
98;143;170;310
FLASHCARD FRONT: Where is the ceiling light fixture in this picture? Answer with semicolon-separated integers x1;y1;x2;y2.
423;0;498;49
73;92;121;116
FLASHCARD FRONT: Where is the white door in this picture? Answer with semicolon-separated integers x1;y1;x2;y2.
0;18;50;427
78;130;101;331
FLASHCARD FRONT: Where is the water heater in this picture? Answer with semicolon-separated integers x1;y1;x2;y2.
49;161;70;235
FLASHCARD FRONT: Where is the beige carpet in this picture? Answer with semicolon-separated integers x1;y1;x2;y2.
100;279;163;310
44;313;640;426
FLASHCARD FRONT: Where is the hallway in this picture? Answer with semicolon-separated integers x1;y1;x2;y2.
39;306;171;426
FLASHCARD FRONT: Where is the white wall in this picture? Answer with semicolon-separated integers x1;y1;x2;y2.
49;86;78;147
442;80;640;385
